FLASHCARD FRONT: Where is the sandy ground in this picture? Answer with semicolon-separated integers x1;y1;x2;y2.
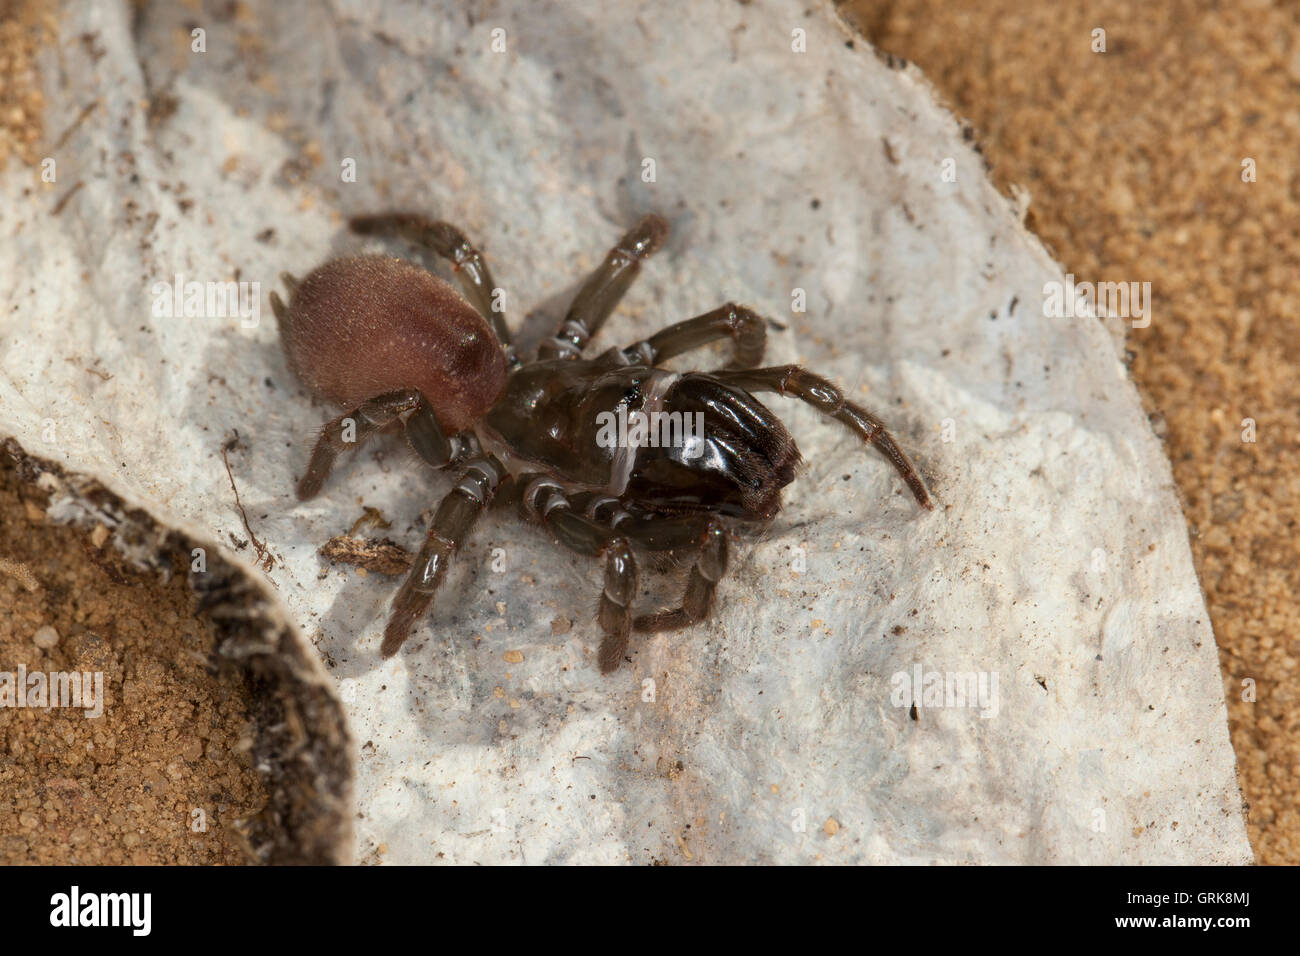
0;452;266;864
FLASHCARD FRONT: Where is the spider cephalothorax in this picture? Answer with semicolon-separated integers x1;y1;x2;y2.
271;213;933;673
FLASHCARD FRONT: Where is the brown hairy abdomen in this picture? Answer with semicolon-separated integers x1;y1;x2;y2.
278;255;505;431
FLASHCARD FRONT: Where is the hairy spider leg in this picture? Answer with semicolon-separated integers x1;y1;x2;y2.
619;302;769;369
383;456;503;657
533;487;736;667
524;480;639;673
290;388;465;500
712;365;934;510
631;518;729;634
539;214;668;360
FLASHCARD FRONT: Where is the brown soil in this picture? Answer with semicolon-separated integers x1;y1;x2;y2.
0;0;51;169
0;455;267;865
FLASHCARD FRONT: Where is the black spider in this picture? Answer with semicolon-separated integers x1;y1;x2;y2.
270;213;933;673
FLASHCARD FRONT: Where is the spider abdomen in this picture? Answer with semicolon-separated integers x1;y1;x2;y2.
277;255;506;431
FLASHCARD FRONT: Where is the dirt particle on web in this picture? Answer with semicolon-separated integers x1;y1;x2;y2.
318;535;413;575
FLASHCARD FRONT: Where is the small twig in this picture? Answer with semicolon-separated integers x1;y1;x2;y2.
51;100;100;150
221;433;274;572
51;180;84;216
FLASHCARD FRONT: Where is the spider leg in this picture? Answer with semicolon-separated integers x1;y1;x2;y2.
586;503;734;628
632;518;729;633
296;389;465;500
619;303;767;369
269;276;301;327
525;481;639;672
348;213;518;367
382;456;503;657
712;365;934;510
539;214;668;360
600;510;719;551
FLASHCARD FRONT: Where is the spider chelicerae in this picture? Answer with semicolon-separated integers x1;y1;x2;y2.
270;213;933;673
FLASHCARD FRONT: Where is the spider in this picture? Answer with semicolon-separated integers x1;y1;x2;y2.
271;213;933;673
